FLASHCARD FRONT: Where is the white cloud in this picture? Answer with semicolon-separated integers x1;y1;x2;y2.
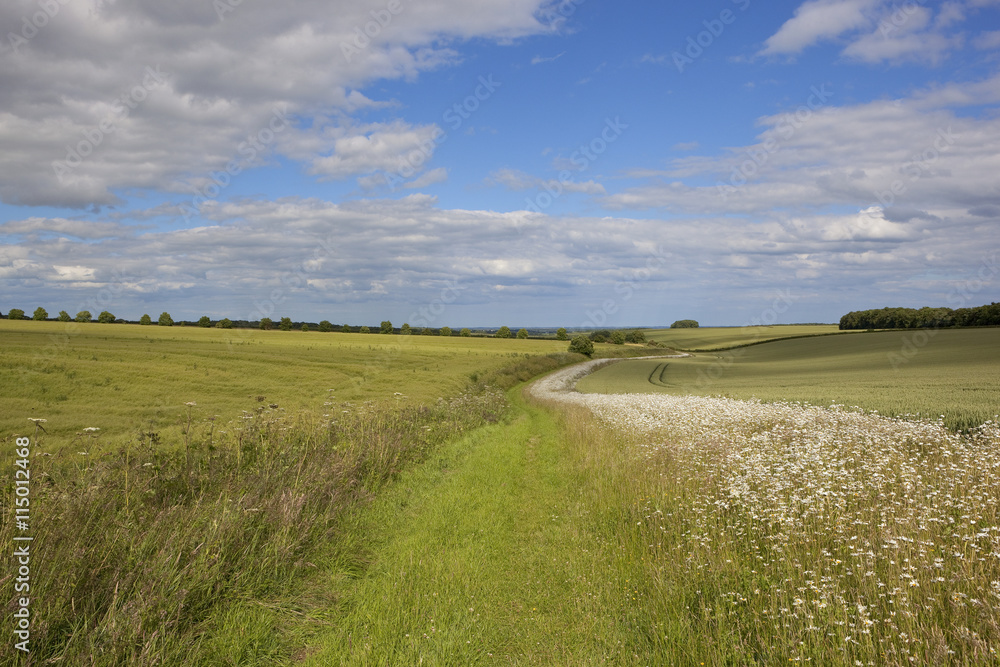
759;0;880;56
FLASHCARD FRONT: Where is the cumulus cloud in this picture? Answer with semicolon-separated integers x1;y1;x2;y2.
759;0;880;56
0;0;554;209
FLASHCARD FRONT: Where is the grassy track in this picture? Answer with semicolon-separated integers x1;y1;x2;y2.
641;324;843;351
0;320;567;449
579;327;1000;429
304;388;649;665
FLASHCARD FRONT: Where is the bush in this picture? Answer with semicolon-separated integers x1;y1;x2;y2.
139;314;152;325
440;326;452;337
569;334;594;356
625;329;646;344
495;326;511;339
198;315;212;328
7;308;25;320
670;319;699;328
58;311;71;322
318;320;333;332
556;327;568;341
300;323;309;332
400;323;412;335
341;324;351;333
517;328;529;339
360;326;371;334
158;312;174;327
610;330;626;345
98;311;116;324
460;328;471;337
76;311;92;323
216;318;233;329
33;307;48;321
259;317;272;330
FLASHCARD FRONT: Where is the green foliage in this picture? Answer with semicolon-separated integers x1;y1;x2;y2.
259;317;272;330
556;327;568;341
216;318;233;329
610;330;626;345
33;306;48;321
625;329;646;344
670;319;699;328
198;315;212;328
341;324;351;333
318;320;333;332
400;323;412;335
98;311;116;323
380;320;393;334
301;323;310;332
589;329;610;343
517;328;529;339
57;310;71;322
157;312;173;327
421;327;433;336
569;334;594;356
278;317;292;331
839;302;1000;330
76;310;92;323
139;314;152;325
460;328;471;337
7;308;25;320
495;326;512;339
360;326;371;334
440;326;452;337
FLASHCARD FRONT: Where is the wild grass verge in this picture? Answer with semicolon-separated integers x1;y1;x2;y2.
541;383;1000;665
0;353;585;665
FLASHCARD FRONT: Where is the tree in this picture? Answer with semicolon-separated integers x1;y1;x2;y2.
318;320;333;332
278;317;292;331
517;328;529;339
440;326;452;337
32;307;48;321
259;317;272;330
569;334;594;356
8;308;25;320
625;329;646;344
341;324;351;333
98;310;116;323
495;326;511;339
610;330;626;345
589;330;610;343
301;323;310;332
216;318;233;329
57;310;71;322
139;313;152;325
198;315;212;327
359;325;371;334
460;328;471;337
380;320;393;334
670;319;699;329
158;312;173;327
400;323;412;335
556;327;568;341
76;311;92;323
421;327;433;336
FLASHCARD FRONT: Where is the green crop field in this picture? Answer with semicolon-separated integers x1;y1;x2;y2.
0;320;568;450
640;323;845;350
579;327;1000;429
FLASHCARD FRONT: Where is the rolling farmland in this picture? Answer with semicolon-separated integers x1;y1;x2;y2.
579;327;1000;430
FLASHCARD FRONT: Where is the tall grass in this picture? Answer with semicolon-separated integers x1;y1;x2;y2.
1;386;509;664
536;367;1000;665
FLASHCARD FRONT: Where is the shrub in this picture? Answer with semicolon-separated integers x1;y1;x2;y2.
670;319;699;328
556;327;568;341
569;334;594;356
216;318;233;329
610;330;626;345
139;314;152;325
360;326;371;334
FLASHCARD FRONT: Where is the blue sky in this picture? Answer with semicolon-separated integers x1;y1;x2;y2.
1;0;999;327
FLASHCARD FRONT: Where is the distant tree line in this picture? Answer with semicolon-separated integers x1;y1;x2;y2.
839;303;1000;330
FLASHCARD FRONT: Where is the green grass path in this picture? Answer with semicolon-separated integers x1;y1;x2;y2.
304;389;643;665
